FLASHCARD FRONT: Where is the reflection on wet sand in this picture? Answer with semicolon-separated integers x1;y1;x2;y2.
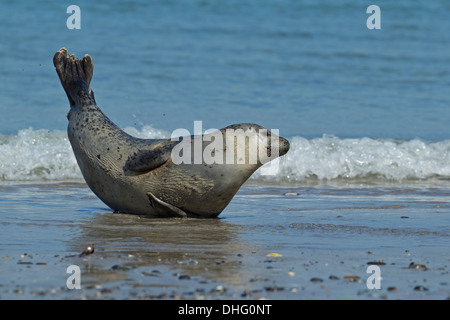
66;212;255;289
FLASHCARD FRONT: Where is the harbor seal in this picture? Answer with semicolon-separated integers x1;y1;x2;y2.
53;48;290;218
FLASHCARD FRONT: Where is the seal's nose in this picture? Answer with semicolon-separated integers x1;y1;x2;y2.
278;136;290;156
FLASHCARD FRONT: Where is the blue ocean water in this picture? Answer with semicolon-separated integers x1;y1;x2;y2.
1;0;450;182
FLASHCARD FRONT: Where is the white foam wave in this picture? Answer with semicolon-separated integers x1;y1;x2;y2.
122;126;170;139
0;126;169;182
0;128;78;181
2;129;450;183
253;135;450;183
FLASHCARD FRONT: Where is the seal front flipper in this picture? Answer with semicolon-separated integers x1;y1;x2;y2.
124;140;178;173
147;192;187;218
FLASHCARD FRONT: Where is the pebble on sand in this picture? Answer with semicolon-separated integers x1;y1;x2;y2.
408;262;428;270
79;244;95;257
266;253;282;257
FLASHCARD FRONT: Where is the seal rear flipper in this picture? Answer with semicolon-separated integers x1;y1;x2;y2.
147;192;187;218
53;48;96;107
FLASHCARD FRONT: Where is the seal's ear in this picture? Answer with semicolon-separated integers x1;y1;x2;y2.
147;192;187;218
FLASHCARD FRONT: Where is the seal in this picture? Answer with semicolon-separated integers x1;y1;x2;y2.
53;48;290;218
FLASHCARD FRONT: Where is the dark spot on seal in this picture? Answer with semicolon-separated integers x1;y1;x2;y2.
97;154;101;159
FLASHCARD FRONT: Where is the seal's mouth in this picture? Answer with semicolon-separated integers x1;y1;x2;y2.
265;129;290;157
278;136;290;157
262;132;290;159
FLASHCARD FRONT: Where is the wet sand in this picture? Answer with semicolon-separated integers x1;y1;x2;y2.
1;182;449;300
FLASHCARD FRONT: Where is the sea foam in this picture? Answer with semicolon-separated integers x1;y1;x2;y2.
252;135;450;183
0;126;169;182
1;128;450;183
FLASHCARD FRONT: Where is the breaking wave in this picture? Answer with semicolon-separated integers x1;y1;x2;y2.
1;128;450;183
0;126;169;182
253;135;450;183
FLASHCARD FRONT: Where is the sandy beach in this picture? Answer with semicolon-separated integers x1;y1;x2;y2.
1;182;449;300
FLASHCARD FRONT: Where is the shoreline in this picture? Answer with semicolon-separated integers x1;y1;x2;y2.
1;183;449;300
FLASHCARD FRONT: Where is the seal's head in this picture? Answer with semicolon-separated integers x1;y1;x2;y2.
220;123;289;167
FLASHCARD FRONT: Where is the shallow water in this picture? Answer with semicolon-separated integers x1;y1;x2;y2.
1;182;449;299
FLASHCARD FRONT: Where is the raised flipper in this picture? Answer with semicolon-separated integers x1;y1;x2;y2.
53;47;95;107
147;192;187;218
